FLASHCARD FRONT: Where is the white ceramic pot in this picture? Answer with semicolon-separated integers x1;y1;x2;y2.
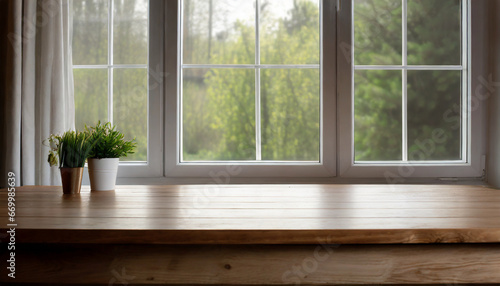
88;158;119;191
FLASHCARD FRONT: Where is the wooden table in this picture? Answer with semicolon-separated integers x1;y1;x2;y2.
2;184;500;244
1;184;500;285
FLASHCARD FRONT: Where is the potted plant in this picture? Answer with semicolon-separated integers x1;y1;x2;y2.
46;130;94;194
85;121;136;191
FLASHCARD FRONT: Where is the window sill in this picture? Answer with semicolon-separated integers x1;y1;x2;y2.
113;176;486;185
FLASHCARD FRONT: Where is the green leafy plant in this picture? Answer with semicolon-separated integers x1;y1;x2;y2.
45;131;94;168
85;121;137;158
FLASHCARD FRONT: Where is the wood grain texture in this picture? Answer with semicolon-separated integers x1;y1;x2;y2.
1;243;499;285
1;184;500;244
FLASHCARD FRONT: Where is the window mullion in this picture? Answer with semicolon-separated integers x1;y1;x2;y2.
255;0;262;161
178;0;184;163
402;0;408;162
108;0;114;124
463;0;470;162
354;65;464;70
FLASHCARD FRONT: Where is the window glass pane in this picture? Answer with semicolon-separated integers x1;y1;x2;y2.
354;0;402;66
261;69;319;161
260;0;319;65
113;0;148;64
183;0;255;65
113;69;148;161
407;70;461;161
74;69;108;131
183;69;256;161
73;0;108;65
354;70;402;161
407;0;461;65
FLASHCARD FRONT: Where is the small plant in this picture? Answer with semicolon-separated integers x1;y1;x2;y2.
45;131;94;168
85;121;137;159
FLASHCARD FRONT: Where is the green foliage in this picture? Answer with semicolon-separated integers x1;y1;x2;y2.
45;131;94;168
85;121;137;159
353;0;462;161
182;0;321;161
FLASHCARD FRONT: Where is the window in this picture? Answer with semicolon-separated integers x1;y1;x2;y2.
354;0;466;163
181;0;322;163
72;0;162;177
338;0;483;178
73;0;485;181
164;0;336;177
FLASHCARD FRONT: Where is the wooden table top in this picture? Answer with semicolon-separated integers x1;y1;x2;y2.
1;184;500;244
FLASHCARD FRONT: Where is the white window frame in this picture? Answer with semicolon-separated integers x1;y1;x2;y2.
111;0;487;182
74;0;163;179
163;0;337;178
337;0;485;178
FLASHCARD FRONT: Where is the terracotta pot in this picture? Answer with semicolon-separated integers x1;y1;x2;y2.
88;158;119;191
60;167;84;194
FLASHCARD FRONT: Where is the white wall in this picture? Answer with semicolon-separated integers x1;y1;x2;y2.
488;0;500;188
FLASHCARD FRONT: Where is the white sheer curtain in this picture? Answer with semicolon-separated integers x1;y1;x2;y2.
1;0;74;187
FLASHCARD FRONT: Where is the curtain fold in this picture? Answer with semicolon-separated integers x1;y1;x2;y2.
1;0;74;187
